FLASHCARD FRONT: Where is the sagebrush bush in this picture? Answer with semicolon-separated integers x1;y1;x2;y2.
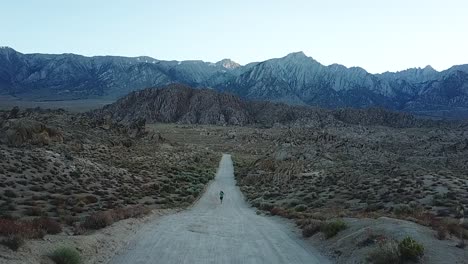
435;225;448;240
49;247;82;264
367;240;401;264
393;204;413;216
321;220;347;238
82;206;151;230
0;218;21;236
270;207;288;217
259;202;274;211
112;205;150;221
83;211;114;230
294;204;307;212
4;189;17;198
26;206;45;216
33;217;62;234
302;220;323;238
0;235;24;251
0;218;57;238
445;221;468;239
398;236;424;261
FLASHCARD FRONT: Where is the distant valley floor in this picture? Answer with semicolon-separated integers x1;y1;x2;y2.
0;96;115;112
2;96;467;120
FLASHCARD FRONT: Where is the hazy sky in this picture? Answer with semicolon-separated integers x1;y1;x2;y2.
1;0;467;73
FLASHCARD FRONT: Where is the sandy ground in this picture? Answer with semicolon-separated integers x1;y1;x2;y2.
111;154;330;264
0;210;175;264
307;217;468;264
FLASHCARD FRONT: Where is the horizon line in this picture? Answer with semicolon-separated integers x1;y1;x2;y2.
1;45;462;75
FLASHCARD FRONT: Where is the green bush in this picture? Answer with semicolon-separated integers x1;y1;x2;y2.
0;235;24;251
294;204;307;212
398;236;424;261
367;240;401;264
49;247;82;264
321;220;347;238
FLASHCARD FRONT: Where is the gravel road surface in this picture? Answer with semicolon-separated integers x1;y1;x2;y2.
111;154;330;264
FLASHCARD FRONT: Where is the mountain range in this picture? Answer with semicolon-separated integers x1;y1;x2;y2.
1;46;468;118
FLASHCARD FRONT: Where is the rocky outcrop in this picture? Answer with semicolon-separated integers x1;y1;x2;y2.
94;84;458;128
95;84;252;126
0;118;63;146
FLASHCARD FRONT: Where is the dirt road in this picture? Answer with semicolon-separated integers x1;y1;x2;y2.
111;154;330;264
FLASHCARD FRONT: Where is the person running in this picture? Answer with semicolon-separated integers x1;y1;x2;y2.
219;191;224;204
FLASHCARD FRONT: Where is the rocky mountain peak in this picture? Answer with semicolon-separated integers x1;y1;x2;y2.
215;58;241;69
423;65;436;72
281;51;320;66
0;46;17;55
286;51;307;58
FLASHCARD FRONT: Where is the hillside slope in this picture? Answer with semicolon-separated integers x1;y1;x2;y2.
95;84;457;129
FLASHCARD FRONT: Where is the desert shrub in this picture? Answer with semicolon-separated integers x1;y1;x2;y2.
0;219;19;236
112;205;150;221
259;202;274;211
393;204;414;216
269;207;286;216
30;185;46;192
302;219;323;238
435;225;448;240
63;215;79;226
0;218;45;239
309;212;328;221
4;189;17;198
64;153;73;161
321;219;347;238
49;247;82;264
294;204;307;212
121;139;133;148
33;217;62;234
82;206;150;230
83;195;98;204
69;169;81;177
83;211;114;230
161;184;175;193
0;235;24;251
45;127;62;138
398;236;424;261
26;206;45;216
445;220;468;239
295;218;310;228
367;240;401;264
287;199;301;207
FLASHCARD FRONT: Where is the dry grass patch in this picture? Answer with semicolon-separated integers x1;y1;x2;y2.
367;239;401;264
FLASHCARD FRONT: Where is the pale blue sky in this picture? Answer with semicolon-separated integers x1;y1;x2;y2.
1;0;467;73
